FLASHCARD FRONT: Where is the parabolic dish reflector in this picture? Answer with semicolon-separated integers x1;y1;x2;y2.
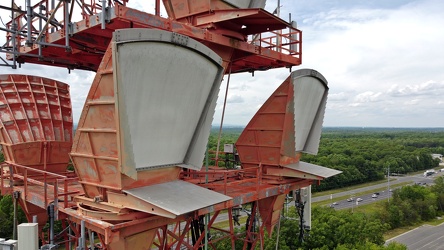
113;29;224;172
292;69;328;154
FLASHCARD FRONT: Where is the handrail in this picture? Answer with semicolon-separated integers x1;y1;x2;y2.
0;161;80;210
4;0;128;47
181;165;263;194
252;28;302;56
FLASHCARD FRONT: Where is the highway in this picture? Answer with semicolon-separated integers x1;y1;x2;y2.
318;171;443;210
331;190;391;210
315;170;444;250
213;169;444;249
386;223;444;250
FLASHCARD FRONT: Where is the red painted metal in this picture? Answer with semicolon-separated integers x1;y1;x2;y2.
69;44;183;199
0;75;73;173
0;161;83;247
0;1;336;249
236;76;299;171
4;1;301;73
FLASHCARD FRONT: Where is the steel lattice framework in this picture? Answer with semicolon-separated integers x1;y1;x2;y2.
0;1;340;249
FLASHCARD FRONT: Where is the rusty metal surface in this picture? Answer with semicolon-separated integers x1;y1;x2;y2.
258;194;286;235
0;74;72;173
2;2;301;73
0;2;343;249
71;29;223;198
122;180;232;217
194;9;289;34
236;75;293;170
236;69;330;179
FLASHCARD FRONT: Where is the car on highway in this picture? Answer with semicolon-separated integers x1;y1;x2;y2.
356;198;363;202
329;202;338;208
347;198;354;202
372;194;378;198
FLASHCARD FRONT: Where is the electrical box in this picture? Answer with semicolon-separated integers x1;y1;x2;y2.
2;239;17;250
18;223;38;250
224;144;234;153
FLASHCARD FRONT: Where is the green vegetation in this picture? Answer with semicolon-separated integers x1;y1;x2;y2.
379;177;444;229
213;176;444;249
0;195;26;239
207;127;444;249
212;205;407;250
1;127;444;248
302;128;444;192
208;127;444;192
207;127;243;168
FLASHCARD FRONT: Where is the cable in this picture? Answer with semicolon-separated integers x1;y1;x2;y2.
215;63;232;167
0;16;6;27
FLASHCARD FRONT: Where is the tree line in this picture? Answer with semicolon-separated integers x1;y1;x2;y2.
381;177;444;229
213;176;444;249
212;202;407;250
2;127;444;243
302;128;443;192
208;127;444;191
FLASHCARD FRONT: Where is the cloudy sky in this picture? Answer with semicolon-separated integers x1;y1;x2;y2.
0;0;443;128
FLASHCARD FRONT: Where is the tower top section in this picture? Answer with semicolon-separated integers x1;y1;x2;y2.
1;0;301;73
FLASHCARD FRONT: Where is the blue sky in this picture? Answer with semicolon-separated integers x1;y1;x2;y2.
215;0;444;127
1;0;443;127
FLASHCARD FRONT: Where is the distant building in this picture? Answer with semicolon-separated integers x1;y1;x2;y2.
432;154;443;162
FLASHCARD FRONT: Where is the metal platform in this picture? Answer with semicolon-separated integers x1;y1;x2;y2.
1;2;301;73
0;1;341;249
284;162;343;179
119;180;232;218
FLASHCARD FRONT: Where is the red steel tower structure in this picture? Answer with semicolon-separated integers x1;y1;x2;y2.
0;1;340;249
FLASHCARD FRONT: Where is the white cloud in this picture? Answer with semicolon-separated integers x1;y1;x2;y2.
227;95;244;104
328;92;350;102
388;81;444;97
0;0;443;128
292;0;444;127
404;99;419;105
353;91;383;103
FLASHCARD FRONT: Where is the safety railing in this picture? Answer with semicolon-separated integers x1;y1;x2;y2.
0;162;80;211
251;27;302;57
0;0;128;68
180;165;262;195
4;0;129;44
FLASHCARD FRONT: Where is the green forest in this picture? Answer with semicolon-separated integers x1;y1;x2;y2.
207;127;444;249
213;176;444;249
208;127;444;191
1;127;444;249
303;127;443;191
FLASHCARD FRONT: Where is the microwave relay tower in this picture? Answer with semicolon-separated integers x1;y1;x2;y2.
0;0;340;249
